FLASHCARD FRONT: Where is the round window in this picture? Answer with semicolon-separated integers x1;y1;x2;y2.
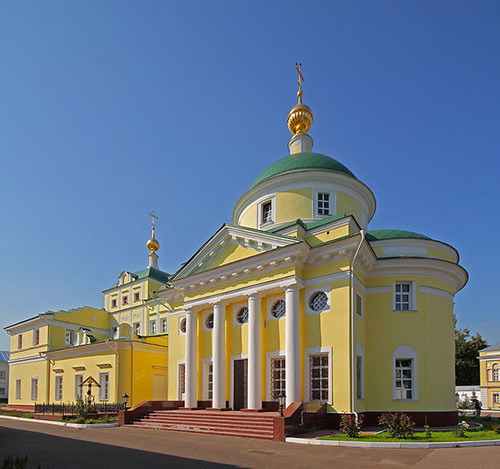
236;307;249;324
271;300;286;319
179;317;187;333
205;313;214;329
309;292;328;312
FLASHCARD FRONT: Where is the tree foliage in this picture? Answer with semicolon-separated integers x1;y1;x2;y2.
455;328;488;385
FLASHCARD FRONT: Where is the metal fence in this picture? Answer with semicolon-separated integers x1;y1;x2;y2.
35;403;125;415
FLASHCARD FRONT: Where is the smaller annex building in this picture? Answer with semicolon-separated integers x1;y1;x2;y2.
0;351;9;402
479;342;500;409
5;73;468;426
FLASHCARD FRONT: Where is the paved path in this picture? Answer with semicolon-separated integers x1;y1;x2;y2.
1;419;500;468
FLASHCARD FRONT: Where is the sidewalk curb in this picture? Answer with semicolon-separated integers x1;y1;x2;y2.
285;436;500;448
0;415;119;429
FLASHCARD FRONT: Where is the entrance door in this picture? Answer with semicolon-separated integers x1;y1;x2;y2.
233;359;248;410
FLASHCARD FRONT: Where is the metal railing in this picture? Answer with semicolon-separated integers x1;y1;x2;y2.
35;402;125;415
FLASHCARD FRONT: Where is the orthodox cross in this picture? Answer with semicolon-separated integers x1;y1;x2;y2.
148;210;159;233
295;62;304;94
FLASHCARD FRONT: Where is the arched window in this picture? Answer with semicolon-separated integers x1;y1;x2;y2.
271;300;286;319
393;345;417;401
205;313;214;330
236;307;249;324
179;317;187;334
309;292;328;312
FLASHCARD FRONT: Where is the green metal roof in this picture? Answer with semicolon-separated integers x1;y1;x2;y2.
251;152;356;188
134;267;170;283
366;229;432;241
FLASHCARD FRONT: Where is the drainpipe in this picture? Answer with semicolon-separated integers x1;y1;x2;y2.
104;340;119;403
350;229;366;423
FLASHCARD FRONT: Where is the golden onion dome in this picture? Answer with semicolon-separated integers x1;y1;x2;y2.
147;237;160;252
287;96;314;135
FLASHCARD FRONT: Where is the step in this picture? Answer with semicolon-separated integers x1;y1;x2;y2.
137;418;273;431
151;411;276;421
143;414;274;426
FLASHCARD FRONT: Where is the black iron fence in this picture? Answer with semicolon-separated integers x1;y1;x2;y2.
35;403;125;415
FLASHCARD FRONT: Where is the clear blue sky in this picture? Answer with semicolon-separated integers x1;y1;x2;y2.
1;1;499;350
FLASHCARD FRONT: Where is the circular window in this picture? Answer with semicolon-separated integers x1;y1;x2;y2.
236;307;249;324
271;300;286;319
205;313;214;329
309;292;328;312
179;317;187;333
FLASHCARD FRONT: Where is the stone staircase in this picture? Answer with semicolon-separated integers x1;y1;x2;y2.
128;409;279;440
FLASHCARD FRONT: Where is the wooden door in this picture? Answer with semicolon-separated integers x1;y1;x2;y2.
233;359;248;410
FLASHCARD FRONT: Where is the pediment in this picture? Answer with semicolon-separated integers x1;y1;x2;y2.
172;224;301;280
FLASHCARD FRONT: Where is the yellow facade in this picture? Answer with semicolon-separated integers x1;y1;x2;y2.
479;345;500;409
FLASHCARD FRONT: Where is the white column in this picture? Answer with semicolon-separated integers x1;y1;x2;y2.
285;286;301;407
212;302;226;409
247;294;262;410
184;309;197;408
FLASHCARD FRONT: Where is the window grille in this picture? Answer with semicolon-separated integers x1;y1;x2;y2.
271;357;286;400
310;354;329;400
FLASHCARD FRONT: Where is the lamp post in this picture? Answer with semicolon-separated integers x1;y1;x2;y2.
122;393;129;410
278;393;286;417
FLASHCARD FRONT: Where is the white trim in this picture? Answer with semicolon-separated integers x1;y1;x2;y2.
15;379;21;399
54;375;63;401
201;357;213;401
419;286;454;301
229;353;248;409
98;372;109;401
393;345;418;401
313;189;337;218
392;281;417;312
303;271;349;288
258;194;277;228
366;286;390;295
75;374;83;400
30;376;38;401
304;346;333;404
370;238;459;263
266;350;285;401
9;355;46;366
305;286;331;315
232;303;249;328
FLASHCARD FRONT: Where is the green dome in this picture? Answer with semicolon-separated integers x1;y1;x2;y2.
366;229;432;241
251;152;356;188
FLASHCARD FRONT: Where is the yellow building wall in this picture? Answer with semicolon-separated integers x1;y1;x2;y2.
337;192;361;224
239;204;257;228
9;325;49;360
276;189;313;224
167;314;186;400
8;360;49;406
306;225;351;247
427;247;455;262
209;245;259;269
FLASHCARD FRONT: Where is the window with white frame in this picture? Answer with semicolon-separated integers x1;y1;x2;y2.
150;320;157;335
55;376;63;401
356;356;363;399
0;371;6;379
179;363;186;396
207;363;213;400
15;379;21;399
99;373;109;401
161;318;168;333
33;328;40;345
492;367;499;381
356;293;363;317
493;393;500;404
18;334;22;349
309;291;328;312
133;322;140;335
310;354;329;401
205;313;214;330
31;377;38;400
0;387;5;396
122;295;129;305
271;357;286;400
270;300;286;319
317;192;330;216
261;200;273;224
134;292;140;302
65;330;75;346
75;375;83;400
111;298;117;308
394;359;413;400
236;307;249;324
394;283;412;311
179;317;186;334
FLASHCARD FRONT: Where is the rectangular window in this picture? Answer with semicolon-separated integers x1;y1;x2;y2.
492;368;499;381
65;330;75;346
31;377;38;400
161;318;168;333
133;323;140;335
356;293;363;317
75;375;83;400
262;201;272;224
111;299;117;308
150;320;157;335
208;364;213;400
271;357;286;400
0;387;5;396
179;364;186;395
99;373;109;401
356;356;363;399
493;394;500;404
122;295;129;305
395;359;413;400
33;329;40;346
55;376;63;401
134;292;140;302
317;192;330;216
18;334;22;349
394;283;411;311
310;354;329;401
0;371;6;379
15;379;21;399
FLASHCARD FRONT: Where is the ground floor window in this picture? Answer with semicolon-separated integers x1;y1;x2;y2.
55;376;63;401
179;364;186;398
394;359;413;400
310;353;329;401
271;357;286;400
15;379;21;399
356;356;363;399
75;375;83;400
31;377;38;400
207;364;213;400
99;373;109;401
493;393;500;404
0;387;5;396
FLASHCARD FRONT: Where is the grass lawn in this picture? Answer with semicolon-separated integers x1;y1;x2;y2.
319;418;500;442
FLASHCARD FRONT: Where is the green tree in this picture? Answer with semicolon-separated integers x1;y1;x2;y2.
455;328;488;385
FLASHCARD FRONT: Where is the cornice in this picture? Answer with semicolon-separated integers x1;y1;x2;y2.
369;238;459;262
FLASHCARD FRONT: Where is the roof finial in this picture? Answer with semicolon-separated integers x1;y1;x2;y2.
295;62;304;104
147;211;160;268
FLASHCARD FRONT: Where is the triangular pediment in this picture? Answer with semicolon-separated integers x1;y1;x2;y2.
171;224;301;280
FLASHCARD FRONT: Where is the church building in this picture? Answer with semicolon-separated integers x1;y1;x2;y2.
5;70;468;427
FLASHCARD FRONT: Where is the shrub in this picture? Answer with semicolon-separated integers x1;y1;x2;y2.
491;424;500;434
457;396;474;410
339;413;363;438
454;420;470;438
1;455;29;469
378;412;415;439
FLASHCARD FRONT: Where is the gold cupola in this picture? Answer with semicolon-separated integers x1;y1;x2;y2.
287;63;314;154
147;211;160;268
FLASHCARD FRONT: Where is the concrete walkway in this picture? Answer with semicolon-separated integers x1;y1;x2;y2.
1;419;500;468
